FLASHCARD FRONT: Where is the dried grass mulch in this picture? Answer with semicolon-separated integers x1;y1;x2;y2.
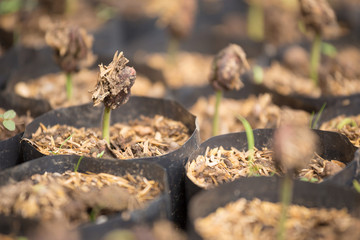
186;146;345;189
195;198;360;240
25;115;190;159
190;93;310;141
0;170;161;226
320;114;360;147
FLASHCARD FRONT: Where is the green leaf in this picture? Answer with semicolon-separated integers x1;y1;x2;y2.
96;150;105;158
237;115;254;161
253;65;264;84
311;102;326;129
337;118;357;130
3;109;16;119
322;42;337;58
0;0;22;15
353;180;360;193
74;156;84;172
3;119;15;131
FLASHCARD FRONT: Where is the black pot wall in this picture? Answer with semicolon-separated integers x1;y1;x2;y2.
188;176;360;240
185;128;357;203
313;97;360;189
314;96;360;128
0;133;23;171
21;96;200;228
0;155;170;240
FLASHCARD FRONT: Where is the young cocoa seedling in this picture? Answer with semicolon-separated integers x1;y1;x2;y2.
273;124;319;240
210;44;250;136
298;0;336;86
0;109;16;131
91;51;136;144
45;23;95;100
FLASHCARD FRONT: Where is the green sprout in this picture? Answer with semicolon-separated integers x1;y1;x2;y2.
0;0;22;15
237;115;261;176
321;42;337;58
310;33;322;85
353;179;360;193
300;177;318;182
0;109;16;131
74;155;84;172
49;133;74;155
309;102;326;129
337;118;357;130
247;0;264;42
96;150;105;158
253;65;264;84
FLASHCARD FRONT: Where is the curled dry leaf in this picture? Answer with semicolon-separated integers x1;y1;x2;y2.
45;23;96;73
209;44;250;92
91;51;136;109
299;0;336;35
273;124;319;172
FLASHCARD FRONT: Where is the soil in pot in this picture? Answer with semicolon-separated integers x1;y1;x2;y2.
24;114;190;159
188;176;360;240
195;197;360;240
14;69;166;109
319;113;360;147
0;154;171;240
185;128;356;192
0;168;162;236
186;145;345;189
102;220;186;240
190;93;310;141
261;45;360;98
134;51;213;89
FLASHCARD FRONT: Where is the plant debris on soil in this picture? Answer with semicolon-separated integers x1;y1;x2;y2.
195;198;360;240
135;51;213;88
186;146;345;189
262;46;360;97
320;114;360;147
14;70;165;109
0;108;33;141
190;94;310;141
0;170;161;227
25;115;190;159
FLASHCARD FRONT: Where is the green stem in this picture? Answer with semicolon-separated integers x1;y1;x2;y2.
167;35;180;64
66;72;73;101
277;174;293;240
102;106;111;144
212;90;223;136
247;2;264;42
310;33;322;86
